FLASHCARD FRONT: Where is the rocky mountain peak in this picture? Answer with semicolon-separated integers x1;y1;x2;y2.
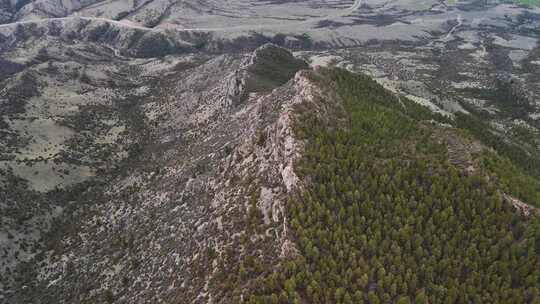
1;43;322;303
2;0;540;302
225;43;308;106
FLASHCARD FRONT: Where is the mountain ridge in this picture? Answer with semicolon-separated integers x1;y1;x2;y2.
2;0;540;302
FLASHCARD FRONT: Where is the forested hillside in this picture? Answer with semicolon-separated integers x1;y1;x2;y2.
247;68;540;304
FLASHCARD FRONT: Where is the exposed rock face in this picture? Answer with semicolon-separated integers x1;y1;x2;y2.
226;43;309;106
503;194;540;217
1;44;319;303
2;1;539;301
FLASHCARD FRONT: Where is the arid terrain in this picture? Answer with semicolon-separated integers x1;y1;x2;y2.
1;0;540;303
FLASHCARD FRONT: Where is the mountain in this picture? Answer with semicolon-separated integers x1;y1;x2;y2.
248;65;540;304
0;40;311;301
1;0;540;303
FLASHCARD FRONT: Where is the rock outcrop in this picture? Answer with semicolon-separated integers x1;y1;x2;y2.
1;44;324;304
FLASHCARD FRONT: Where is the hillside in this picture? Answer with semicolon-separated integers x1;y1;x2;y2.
1;44;312;303
248;67;540;303
2;43;540;302
1;0;540;301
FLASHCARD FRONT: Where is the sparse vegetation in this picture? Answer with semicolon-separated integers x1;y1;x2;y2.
4;8;540;301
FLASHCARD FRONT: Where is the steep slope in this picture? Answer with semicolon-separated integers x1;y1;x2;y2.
1;44;316;303
247;68;540;304
1;26;540;304
0;10;540;304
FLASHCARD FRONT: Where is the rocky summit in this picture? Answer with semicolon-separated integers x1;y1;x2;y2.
1;0;540;303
